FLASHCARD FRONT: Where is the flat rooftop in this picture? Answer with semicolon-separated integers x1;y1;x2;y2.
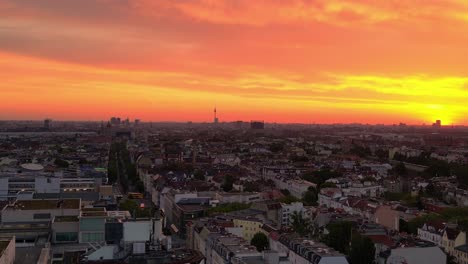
80;207;107;217
7;199;80;210
54;216;79;223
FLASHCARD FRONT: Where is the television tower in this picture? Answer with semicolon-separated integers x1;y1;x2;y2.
214;107;219;124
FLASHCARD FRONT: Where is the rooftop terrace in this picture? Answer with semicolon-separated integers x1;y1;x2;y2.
7;199;80;210
54;216;79;223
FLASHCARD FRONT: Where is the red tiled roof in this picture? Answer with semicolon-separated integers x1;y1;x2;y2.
366;235;395;247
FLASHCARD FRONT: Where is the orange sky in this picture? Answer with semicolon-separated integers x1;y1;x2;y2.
1;0;468;124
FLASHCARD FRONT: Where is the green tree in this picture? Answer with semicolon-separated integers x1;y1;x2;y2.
349;234;375;264
269;142;284;153
278;195;300;204
375;148;388;160
193;169;205;180
222;175;234;192
302;186;318;206
447;255;457;264
319;182;337;189
453;165;468;188
425;160;450;177
54;158;69;168
406;213;442;234
324;221;354;254
395;162;407;176
127;163;137;182
291;211;310;236
162;227;172;236
135;180;145;193
250;232;269;252
280;189;291;196
302;169;342;186
290;155;309;163
350;145;371;158
119;199;151;218
244;181;260;192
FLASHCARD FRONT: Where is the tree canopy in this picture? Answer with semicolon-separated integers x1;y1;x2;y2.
278;195;300;204
250;232;269;252
119;199;152;218
349;234;375;264
302;186;318;206
324;221;354;254
302;169;342;187
222;175;234;192
291;211;311;236
324;221;375;264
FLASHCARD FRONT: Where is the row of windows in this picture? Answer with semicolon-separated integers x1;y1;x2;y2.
9;184;35;189
81;232;104;243
56;232;78;242
61;183;94;188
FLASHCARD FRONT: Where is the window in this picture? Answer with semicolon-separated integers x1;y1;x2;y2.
34;213;51;220
81;232;104;242
56;232;78;242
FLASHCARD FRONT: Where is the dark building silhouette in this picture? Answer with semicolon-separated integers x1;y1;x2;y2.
250;120;265;129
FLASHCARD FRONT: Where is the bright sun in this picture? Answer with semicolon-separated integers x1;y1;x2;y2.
426;104;456;126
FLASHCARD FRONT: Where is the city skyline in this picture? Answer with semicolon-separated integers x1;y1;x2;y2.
2;1;468;124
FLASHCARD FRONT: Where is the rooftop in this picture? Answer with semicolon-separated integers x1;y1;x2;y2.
7;199;80;210
455;244;468;253
80;207;107;217
20;163;44;171
54;216;79;223
279;234;345;258
127;249;204;264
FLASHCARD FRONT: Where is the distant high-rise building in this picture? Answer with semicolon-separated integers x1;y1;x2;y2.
433;120;442;128
213;107;219;124
234;120;243;129
250;120;265;129
110;117;121;126
44;119;51;130
135;119;140;126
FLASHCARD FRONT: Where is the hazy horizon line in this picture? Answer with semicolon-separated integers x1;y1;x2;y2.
0;119;464;127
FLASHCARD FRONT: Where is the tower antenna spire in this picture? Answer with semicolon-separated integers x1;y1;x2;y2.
213;106;218;124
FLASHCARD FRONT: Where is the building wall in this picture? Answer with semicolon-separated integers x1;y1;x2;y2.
37;248;50;264
453;248;468;264
0;178;10;200
388;247;446;264
123;221;152;242
35;177;60;193
0;237;15;264
417;228;442;246
87;245;118;260
0;176;99;199
1;208;80;224
374;206;400;231
280;202;304;227
52;221;79;243
233;219;263;241
442;232;457;256
79;217;106;243
215;193;263;204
